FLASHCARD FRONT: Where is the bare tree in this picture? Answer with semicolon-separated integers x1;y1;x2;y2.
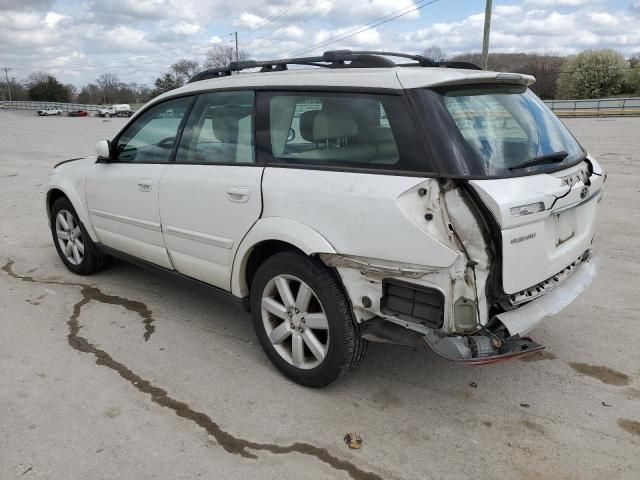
423;46;446;63
204;45;250;69
524;52;566;99
96;73;122;103
171;59;199;82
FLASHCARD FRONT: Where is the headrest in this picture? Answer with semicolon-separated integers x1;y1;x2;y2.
299;110;318;142
210;106;250;143
312;108;358;142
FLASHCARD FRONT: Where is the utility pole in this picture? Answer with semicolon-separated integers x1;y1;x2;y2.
481;0;493;70
235;31;239;62
2;67;12;102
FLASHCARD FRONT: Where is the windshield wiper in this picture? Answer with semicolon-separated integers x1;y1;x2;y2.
509;151;569;171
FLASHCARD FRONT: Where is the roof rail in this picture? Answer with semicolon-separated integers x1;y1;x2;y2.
188;50;481;83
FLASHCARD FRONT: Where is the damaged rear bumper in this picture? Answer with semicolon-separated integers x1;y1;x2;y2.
422;253;599;364
423;331;544;364
495;253;599;337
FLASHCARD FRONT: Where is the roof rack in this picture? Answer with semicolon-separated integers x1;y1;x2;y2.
188;50;481;83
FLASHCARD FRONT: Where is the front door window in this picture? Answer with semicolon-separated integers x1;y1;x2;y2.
114;97;193;163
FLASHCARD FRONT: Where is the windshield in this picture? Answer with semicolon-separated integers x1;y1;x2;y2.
412;85;585;177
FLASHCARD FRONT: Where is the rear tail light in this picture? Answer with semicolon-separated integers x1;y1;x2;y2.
510;202;545;217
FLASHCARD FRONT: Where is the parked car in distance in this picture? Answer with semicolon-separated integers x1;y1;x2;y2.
37;108;62;116
68;110;89;117
97;104;133;118
46;50;605;387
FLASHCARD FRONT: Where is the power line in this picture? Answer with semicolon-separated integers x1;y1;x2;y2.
237;0;307;39
290;0;439;57
256;0;338;44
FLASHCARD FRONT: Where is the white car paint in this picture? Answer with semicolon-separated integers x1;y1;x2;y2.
159;164;263;290
85;162;173;268
47;63;604;348
38;108;63;116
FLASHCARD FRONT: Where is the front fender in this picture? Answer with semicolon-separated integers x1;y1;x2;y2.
47;160;97;242
231;217;336;297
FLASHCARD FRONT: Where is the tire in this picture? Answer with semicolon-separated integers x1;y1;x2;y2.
50;197;111;275
57;112;61;116
105;113;111;118
250;251;367;387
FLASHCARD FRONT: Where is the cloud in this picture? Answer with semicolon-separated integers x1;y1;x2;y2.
524;0;592;6
405;4;640;56
0;0;52;11
1;0;638;87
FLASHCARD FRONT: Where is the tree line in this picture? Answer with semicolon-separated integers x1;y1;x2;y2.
2;46;639;104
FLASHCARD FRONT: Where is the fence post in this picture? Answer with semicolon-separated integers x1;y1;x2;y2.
622;98;627;116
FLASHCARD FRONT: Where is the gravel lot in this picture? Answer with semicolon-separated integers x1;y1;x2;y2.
1;110;639;480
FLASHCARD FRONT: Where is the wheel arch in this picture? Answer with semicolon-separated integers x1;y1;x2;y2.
46;184;98;242
231;217;336;298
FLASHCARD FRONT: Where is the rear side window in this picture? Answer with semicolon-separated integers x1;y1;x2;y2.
259;92;429;172
176;91;255;164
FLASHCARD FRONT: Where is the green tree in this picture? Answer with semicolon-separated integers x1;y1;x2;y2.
557;49;628;99
27;72;70;102
150;72;182;97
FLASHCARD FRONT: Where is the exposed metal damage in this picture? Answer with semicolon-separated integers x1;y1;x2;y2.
321;177;600;365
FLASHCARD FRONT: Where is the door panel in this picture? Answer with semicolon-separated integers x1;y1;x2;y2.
159;165;262;289
86;163;171;267
85;96;194;268
159;91;262;290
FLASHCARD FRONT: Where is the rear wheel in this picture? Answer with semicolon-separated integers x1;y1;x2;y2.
250;251;367;387
50;197;110;275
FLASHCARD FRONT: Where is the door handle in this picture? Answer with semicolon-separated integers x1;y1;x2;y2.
137;179;153;192
226;187;251;203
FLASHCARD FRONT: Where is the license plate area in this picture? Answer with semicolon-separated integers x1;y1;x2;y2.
554;209;577;247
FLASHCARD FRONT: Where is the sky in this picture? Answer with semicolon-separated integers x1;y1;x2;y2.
1;0;639;87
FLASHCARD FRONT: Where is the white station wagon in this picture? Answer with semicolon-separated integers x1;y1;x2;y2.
47;51;605;386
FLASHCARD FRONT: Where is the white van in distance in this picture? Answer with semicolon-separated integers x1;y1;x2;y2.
46;51;605;387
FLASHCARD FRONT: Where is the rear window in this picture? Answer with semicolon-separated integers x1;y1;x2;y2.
260;92;429;172
412;85;585;178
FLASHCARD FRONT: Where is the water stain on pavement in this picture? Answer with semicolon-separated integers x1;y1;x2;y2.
520;419;546;435
3;259;383;480
368;389;403;410
3;260;155;341
623;387;640;399
617;418;640;436
569;362;630;386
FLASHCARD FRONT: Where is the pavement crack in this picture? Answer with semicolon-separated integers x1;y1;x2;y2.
2;260;155;341
3;259;383;480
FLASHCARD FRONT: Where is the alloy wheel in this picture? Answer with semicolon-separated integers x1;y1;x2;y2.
261;275;330;370
55;209;85;265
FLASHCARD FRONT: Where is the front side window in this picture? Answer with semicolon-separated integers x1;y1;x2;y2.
176;91;255;164
114;96;192;163
412;85;585;177
264;92;424;169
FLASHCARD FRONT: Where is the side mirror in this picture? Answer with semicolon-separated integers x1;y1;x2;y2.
95;139;111;162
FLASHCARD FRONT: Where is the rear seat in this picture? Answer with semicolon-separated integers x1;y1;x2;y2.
287;107;375;162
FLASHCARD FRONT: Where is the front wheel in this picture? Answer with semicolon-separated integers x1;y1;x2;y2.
250;251;367;387
50;197;111;275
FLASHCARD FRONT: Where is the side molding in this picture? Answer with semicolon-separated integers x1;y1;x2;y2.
231;217;336;297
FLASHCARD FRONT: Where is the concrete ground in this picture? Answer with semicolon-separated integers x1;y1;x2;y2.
0;110;638;480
